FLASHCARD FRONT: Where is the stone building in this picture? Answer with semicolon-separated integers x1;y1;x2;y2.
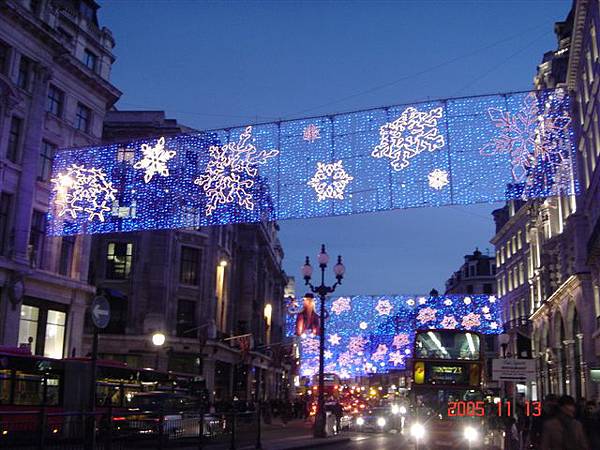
444;248;496;295
527;1;597;401
87;110;289;402
0;0;120;358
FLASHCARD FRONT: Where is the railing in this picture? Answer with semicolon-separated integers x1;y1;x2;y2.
0;408;262;449
503;317;531;331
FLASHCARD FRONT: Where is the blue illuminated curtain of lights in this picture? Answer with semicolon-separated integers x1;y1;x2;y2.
285;294;501;378
47;88;578;236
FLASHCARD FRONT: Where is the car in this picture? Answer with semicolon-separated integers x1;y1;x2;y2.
352;406;399;432
114;391;220;439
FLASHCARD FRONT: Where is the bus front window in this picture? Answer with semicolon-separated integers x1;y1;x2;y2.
415;332;480;360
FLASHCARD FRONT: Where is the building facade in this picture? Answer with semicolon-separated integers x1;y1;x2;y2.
87;110;290;403
444;248;496;295
0;0;120;358
528;0;598;401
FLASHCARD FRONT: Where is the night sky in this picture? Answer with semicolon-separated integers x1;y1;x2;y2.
97;0;572;296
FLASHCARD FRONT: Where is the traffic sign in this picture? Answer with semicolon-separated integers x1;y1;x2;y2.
91;296;110;329
492;358;536;382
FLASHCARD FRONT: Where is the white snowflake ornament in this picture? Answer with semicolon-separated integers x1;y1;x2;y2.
372;106;445;171
52;164;117;222
134;136;176;183
428;168;449;190
194;126;279;216
308;160;354;201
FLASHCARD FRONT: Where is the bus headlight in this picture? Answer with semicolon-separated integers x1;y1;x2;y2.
377;417;386;427
464;426;479;442
411;423;425;440
391;404;399;415
356;417;365;426
399;406;407;415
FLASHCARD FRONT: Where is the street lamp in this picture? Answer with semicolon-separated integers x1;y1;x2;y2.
152;332;166;369
302;244;345;438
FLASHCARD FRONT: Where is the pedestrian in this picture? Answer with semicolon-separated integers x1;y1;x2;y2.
528;394;558;449
580;401;600;449
280;400;290;426
333;401;343;434
540;395;589;450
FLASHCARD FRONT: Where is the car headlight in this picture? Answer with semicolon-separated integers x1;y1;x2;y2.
377;417;386;427
410;422;425;440
464;426;479;442
356;417;365;426
399;406;407;415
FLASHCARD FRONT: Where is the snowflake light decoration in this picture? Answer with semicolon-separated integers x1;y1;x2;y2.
428;168;449;190
348;336;368;354
392;333;410;349
490;322;498;330
303;124;321;143
133;136;176;183
338;352;353;367
372;106;445;171
388;351;405;366
52;164;117;222
461;312;481;330
417;307;437;324
324;350;333;359
375;299;393;316
480;91;571;185
371;344;388;361
307;160;354;201
194;126;279;216
328;333;341;346
331;297;352;315
440;315;458;329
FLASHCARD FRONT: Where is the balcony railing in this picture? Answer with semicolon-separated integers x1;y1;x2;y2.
503;317;530;331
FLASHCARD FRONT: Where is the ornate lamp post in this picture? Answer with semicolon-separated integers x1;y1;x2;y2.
302;244;345;438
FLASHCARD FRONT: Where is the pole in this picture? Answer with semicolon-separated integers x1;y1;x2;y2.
256;367;262;449
314;266;326;438
86;328;99;450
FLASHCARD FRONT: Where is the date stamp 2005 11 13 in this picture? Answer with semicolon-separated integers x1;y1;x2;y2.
447;401;542;417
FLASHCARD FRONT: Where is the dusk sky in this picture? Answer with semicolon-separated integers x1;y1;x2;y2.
98;0;572;296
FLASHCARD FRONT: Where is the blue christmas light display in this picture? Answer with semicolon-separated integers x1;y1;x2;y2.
286;294;501;379
47;88;578;236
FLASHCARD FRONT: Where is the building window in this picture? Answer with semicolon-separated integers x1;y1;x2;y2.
7;116;23;163
17;56;32;91
116;147;135;163
29;211;46;268
17;302;66;359
176;299;197;337
466;285;473;294
75;103;91;133
58;236;75;276
0;193;12;255
18;305;39;354
83;49;97;72
38;141;56;182
483;283;493;294
46;85;64;117
0;41;10;75
180;246;200;285
44;310;66;359
106;242;133;279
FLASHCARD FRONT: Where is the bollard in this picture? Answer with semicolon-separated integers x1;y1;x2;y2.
197;413;203;450
157;405;165;450
229;410;236;450
105;406;113;450
37;407;47;450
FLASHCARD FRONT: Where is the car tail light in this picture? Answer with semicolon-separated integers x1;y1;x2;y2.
113;417;126;421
